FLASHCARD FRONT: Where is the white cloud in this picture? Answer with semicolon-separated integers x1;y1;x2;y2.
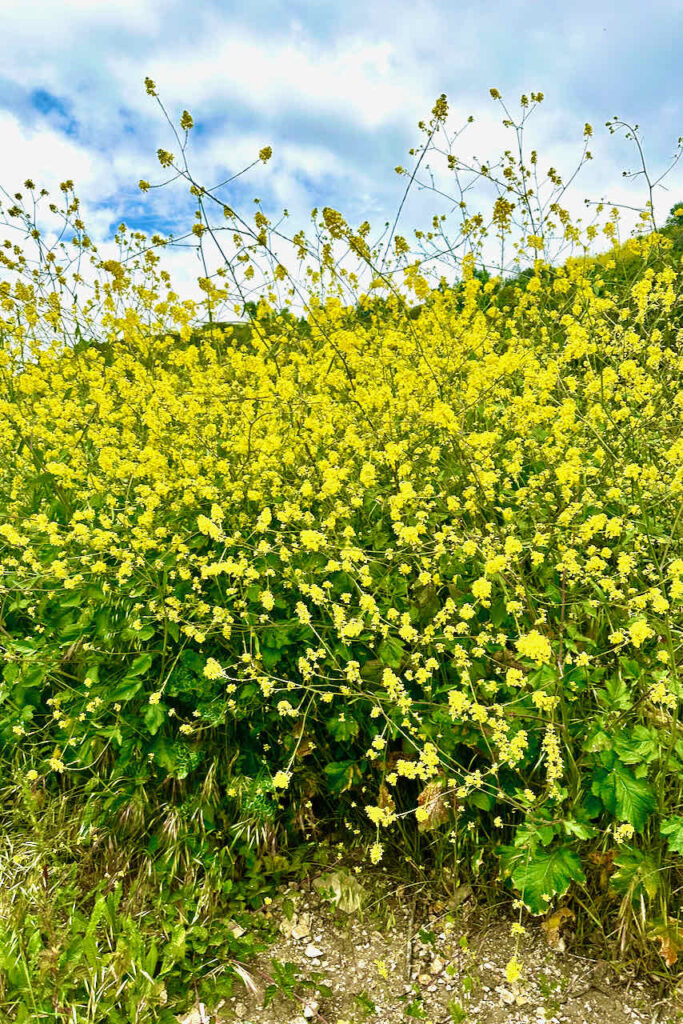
0;0;680;312
112;31;430;133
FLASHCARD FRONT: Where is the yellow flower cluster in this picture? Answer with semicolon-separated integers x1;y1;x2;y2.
0;194;680;883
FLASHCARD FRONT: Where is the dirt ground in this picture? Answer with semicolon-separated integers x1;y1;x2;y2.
179;868;683;1024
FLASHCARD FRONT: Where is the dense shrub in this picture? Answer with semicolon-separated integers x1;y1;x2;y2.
0;90;682;1014
0;228;681;891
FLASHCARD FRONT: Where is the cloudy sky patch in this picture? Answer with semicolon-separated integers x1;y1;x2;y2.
0;0;680;301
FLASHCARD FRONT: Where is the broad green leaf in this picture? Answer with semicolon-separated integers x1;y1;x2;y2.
592;761;656;830
599;677;631;710
133;625;155;641
261;646;281;670
378;637;404;668
582;725;612;753
561;819;598;840
661;816;683;855
127;653;153;677
504;845;586;914
143;702;166;736
84;664;99;685
489;599;507;627
324;760;362;793
612;848;660;901
326;715;359;742
469;791;495;811
108;678;144;702
2;663;19;684
613;725;660;765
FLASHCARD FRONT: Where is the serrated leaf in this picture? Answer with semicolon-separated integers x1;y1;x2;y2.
592;761;655;830
2;662;19;684
108;678;144;702
613;725;660;765
612;848;660;901
561;819;598;840
506;845;586;915
661;816;683;855
600;677;631;710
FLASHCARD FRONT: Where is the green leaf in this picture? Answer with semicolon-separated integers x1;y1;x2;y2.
326;715;360;743
85;664;99;686
144;940;159;975
504;844;586;914
127;653;153;677
612;848;660;901
592;761;655;830
262;625;292;649
159;924;186;975
108;678;144;702
561;819;598;840
582;726;612;754
22;664;45;687
261;646;281;670
489;599;507;627
619;657;641;679
613;725;660;765
599;677;631;710
378;637;404;669
661;816;683;855
143;702;166;736
135;625;156;641
469;791;495;811
3;663;19;684
324;760;362;793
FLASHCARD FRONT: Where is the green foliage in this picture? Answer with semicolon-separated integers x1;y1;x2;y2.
500;844;587;915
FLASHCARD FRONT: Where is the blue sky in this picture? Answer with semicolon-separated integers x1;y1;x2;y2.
1;0;682;303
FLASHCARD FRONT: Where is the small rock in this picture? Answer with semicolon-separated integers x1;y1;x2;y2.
292;918;311;940
304;943;323;958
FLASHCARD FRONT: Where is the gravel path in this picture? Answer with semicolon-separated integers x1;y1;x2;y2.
178;868;683;1024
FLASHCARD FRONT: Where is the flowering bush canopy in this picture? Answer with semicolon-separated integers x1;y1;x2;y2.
0;223;681;922
0;90;682;957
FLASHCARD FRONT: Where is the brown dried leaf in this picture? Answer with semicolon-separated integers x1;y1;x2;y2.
541;907;575;950
649;919;683;966
588;848;615;890
416;778;457;832
378;783;396;811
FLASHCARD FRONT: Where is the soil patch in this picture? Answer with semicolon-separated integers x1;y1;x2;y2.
179;869;683;1024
